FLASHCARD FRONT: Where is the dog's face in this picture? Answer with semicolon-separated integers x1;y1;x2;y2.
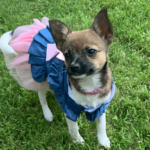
49;8;114;79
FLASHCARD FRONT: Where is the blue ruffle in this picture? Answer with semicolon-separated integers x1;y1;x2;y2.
47;57;80;121
28;25;54;82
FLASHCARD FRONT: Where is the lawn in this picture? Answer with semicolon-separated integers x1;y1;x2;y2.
0;0;150;149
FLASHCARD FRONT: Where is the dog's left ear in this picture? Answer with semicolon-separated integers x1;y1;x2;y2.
49;19;72;50
91;8;114;44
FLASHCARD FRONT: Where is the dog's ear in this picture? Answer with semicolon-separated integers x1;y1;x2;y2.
49;19;71;50
91;8;114;44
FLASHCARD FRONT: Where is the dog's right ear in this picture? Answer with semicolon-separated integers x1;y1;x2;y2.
49;19;72;50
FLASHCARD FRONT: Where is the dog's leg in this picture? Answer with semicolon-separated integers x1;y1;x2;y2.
97;113;110;148
38;89;53;122
65;117;85;144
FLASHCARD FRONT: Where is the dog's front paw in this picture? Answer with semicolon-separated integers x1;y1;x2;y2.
43;106;53;122
73;134;85;144
98;134;110;148
70;132;85;144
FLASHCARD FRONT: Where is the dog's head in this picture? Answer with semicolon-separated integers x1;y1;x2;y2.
49;8;113;79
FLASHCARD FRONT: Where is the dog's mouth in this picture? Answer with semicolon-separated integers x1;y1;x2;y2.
68;61;107;79
67;67;95;79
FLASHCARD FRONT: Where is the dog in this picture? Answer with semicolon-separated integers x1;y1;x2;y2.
0;8;115;148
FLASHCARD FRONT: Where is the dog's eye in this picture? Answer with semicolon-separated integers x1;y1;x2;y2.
64;52;70;58
87;49;96;55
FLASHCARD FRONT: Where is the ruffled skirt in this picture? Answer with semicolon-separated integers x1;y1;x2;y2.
4;17;50;91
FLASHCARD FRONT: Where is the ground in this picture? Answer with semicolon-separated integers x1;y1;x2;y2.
0;0;150;149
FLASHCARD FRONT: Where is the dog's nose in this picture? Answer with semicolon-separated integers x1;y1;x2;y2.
70;63;80;72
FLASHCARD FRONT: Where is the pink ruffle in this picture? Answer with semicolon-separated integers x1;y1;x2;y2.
6;17;50;91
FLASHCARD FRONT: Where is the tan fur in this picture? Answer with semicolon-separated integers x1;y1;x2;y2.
92;50;106;68
67;29;106;50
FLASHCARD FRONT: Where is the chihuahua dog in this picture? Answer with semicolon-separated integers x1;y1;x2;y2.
0;8;115;148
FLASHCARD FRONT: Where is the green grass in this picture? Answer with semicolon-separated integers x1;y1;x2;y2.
0;0;150;149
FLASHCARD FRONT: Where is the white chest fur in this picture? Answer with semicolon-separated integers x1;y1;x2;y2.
71;74;111;107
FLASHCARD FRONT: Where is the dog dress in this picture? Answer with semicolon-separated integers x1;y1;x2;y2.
5;18;116;122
